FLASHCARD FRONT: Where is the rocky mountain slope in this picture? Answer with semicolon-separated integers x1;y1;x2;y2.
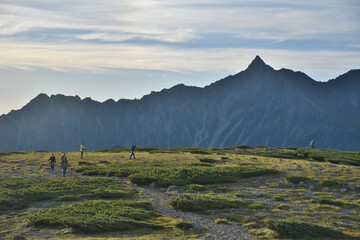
0;56;359;151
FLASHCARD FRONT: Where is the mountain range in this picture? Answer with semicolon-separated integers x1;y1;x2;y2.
1;56;359;151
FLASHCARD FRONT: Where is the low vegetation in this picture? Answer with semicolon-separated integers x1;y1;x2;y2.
169;193;246;211
265;219;349;239
0;177;138;210
76;162;278;187
29;200;162;233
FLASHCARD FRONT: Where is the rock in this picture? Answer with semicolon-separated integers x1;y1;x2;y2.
253;192;262;197
12;235;26;240
191;222;206;230
310;163;320;168
149;182;157;188
272;165;279;168
235;158;240;160
105;172;110;177
340;188;347;193
160;188;167;192
294;165;303;171
167;185;178;192
325;164;337;167
337;222;348;227
298;181;304;186
309;185;314;190
318;167;325;171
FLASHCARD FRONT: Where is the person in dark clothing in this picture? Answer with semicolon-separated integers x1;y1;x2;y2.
49;153;56;172
61;153;68;177
80;143;86;159
129;144;136;159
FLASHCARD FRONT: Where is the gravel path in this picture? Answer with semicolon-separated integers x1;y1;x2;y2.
133;184;254;240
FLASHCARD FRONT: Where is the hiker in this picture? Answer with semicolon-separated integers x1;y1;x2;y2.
49;153;56;172
80;143;86;159
61;153;68;177
129;144;136;159
310;140;315;149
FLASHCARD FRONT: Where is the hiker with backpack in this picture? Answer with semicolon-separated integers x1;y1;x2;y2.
80;143;86;159
129;144;136;159
61;153;69;177
49;153;56;172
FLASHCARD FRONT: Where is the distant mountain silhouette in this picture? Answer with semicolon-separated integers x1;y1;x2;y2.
0;56;359;151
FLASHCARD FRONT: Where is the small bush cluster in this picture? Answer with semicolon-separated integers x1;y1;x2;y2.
169;193;246;211
319;179;338;187
214;219;228;224
0;177;137;210
175;221;193;229
318;198;351;207
265;219;347;239
188;184;208;191
28;200;162;233
285;176;310;184
198;158;218;163
77;162;279;187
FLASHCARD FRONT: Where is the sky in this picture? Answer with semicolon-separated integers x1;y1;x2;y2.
0;0;359;115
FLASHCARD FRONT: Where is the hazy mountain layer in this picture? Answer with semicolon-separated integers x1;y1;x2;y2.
1;56;359;151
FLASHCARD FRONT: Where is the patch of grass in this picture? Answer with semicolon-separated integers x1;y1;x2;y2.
318;198;351;207
319;179;338;187
175;221;193;230
272;194;287;201
77;162;279;187
188;184;208;191
296;148;360;166
28;200;162;233
249;202;268;209
256;152;304;159
214;219;228;224
198;158;218;163
285;176;310;184
0;177;138;210
265;219;348;239
169;193;247;212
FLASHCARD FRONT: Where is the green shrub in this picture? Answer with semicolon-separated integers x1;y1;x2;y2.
272;194;286;201
319;180;338;187
188;184;207;191
236;145;249;149
285;176;310;184
0;177;138;210
296;148;360;166
28;200;162;233
79;163;279;187
318;198;351;207
169;193;246;212
265;219;347;239
175;221;193;229
198;158;218;163
189;150;211;155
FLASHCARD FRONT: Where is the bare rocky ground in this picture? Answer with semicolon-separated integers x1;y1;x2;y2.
133;184;254;240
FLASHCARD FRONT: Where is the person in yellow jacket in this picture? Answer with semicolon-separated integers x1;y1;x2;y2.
80;143;86;159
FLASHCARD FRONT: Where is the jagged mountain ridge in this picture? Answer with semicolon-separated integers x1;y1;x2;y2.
0;56;359;151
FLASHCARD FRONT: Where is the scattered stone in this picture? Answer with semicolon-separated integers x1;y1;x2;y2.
160;188;167;192
294;165;303;171
298;181;304;186
318;167;325;171
309;185;315;190
325;164;337;168
340;188;347;193
253;192;262;197
310;163;320;168
235;158;240;160
167;185;178;192
105;172;110;177
191;222;207;231
272;165;279;168
149;182;157;188
337;222;348;227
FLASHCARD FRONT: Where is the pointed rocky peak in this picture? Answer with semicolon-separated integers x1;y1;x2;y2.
246;55;273;72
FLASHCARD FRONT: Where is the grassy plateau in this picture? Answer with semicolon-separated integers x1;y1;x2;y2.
0;146;359;239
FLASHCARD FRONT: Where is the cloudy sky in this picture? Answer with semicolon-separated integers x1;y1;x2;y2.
0;0;359;115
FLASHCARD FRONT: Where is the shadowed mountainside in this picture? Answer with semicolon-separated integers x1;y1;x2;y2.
0;56;359;151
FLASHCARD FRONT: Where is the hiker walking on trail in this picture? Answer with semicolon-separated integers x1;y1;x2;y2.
49;153;56;172
129;144;136;159
61;153;68;177
80;143;86;159
310;140;315;149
